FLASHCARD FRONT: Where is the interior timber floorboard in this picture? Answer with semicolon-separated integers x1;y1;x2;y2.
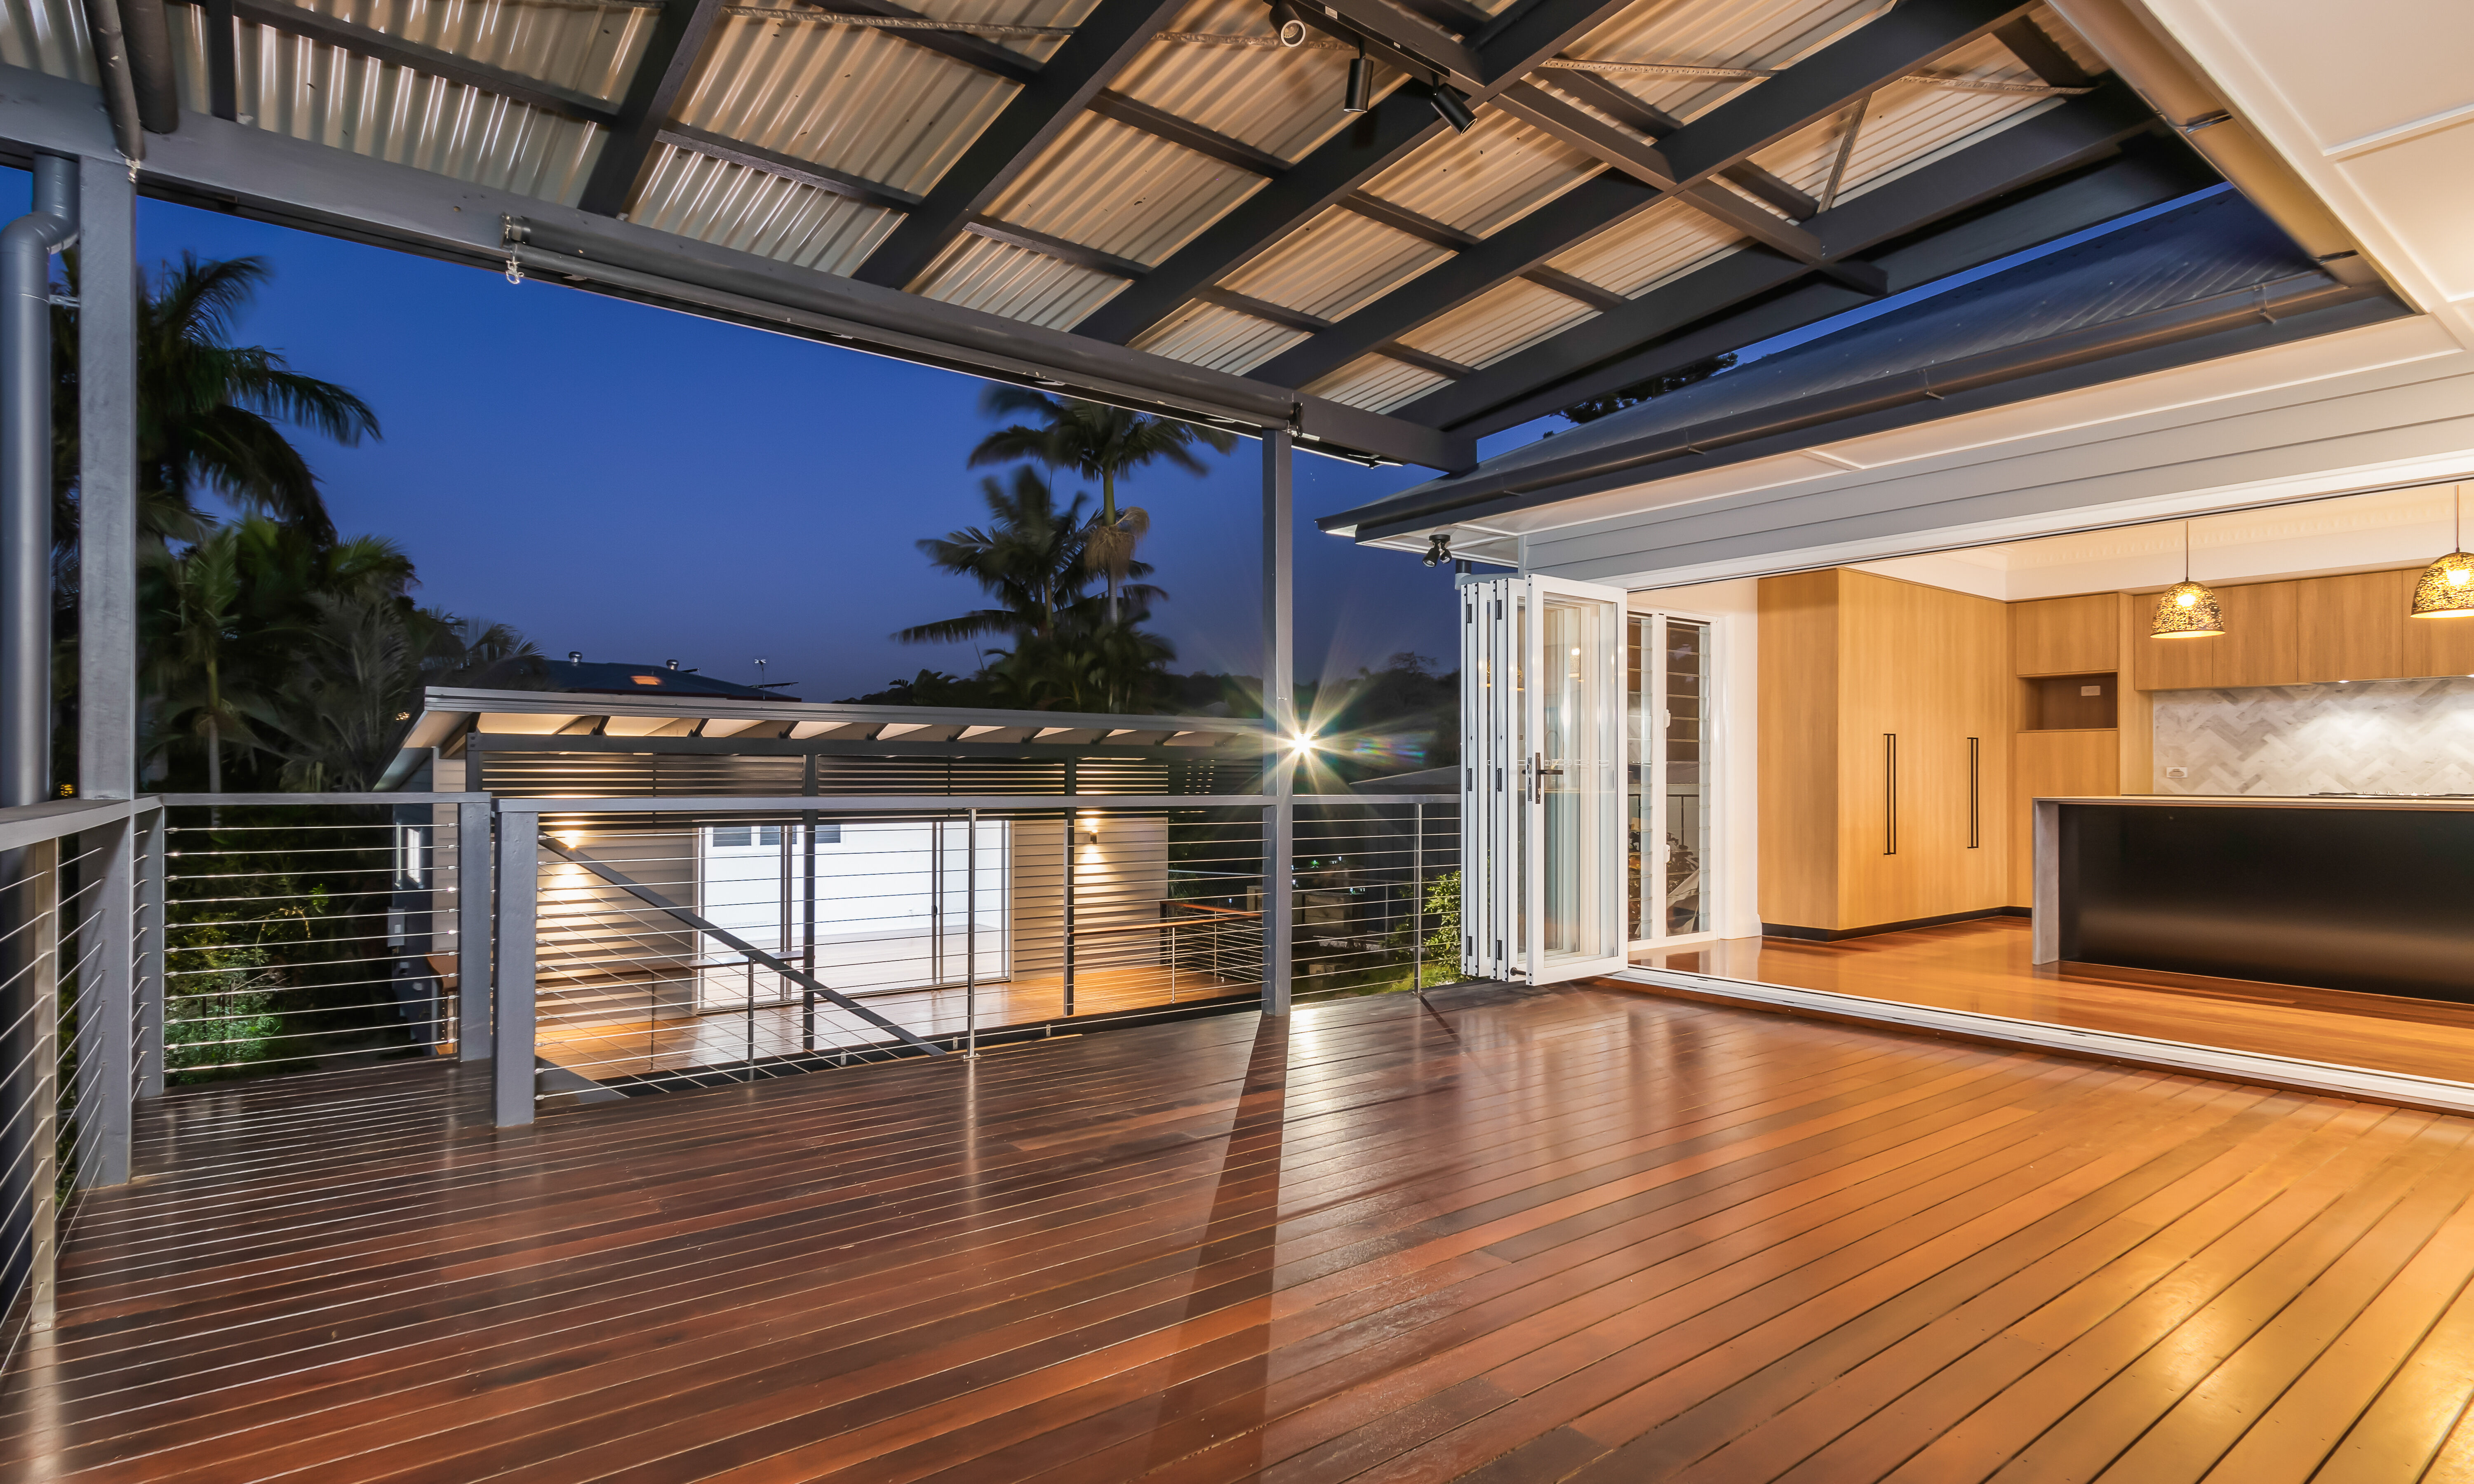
8;980;2474;1481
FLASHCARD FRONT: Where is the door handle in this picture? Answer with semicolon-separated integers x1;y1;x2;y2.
1530;752;1564;802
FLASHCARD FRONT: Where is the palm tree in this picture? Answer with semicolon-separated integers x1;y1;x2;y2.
896;467;1162;646
148;525;260;800
967;390;1235;623
53;251;380;552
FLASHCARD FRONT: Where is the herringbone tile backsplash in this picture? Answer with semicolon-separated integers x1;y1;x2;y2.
2151;677;2474;795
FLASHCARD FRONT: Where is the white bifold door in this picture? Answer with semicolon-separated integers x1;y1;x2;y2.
1461;574;1629;984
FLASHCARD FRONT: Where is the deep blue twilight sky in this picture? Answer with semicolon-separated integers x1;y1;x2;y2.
2;169;1505;702
6;165;2212;701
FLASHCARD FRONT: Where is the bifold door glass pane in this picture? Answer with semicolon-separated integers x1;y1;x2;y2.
1666;619;1710;935
1540;596;1614;961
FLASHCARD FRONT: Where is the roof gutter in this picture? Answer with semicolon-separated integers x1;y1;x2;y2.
2044;0;2378;290
1342;269;2385;537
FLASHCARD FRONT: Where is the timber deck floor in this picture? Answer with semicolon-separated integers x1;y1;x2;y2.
1632;916;2474;1084
11;980;2474;1481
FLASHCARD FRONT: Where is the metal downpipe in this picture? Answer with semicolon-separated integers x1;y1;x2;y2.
76;0;146;162
2;155;75;812
0;153;73;1310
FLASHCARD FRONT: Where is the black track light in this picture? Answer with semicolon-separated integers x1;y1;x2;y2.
1428;84;1475;132
1268;0;1307;47
1343;45;1371;113
1421;533;1453;568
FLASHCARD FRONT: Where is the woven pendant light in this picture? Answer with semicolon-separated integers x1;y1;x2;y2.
2151;519;2225;638
2411;484;2474;619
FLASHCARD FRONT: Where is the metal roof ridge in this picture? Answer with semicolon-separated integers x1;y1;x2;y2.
423;686;1273;734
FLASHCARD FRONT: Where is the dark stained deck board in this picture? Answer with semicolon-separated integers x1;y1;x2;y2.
8;982;2474;1481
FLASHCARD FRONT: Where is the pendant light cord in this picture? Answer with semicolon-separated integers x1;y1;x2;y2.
2183;519;2192;584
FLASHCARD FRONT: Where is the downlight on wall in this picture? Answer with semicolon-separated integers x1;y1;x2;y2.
2151;519;2226;639
2411;483;2474;618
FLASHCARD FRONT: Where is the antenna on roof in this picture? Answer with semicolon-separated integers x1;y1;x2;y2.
755;658;767;683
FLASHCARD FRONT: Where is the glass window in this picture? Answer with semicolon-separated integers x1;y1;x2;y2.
1627;612;1713;941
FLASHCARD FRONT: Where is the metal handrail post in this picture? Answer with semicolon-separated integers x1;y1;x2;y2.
28;837;57;1331
75;816;133;1186
492;815;537;1126
1261;428;1295;1015
456;801;491;1061
134;808;163;1098
1412;802;1425;995
964;808;978;1059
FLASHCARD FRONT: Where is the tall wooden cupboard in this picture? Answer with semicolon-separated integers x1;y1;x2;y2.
1758;569;2010;937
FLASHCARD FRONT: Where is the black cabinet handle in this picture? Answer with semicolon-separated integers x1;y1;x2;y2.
1884;733;1898;856
1968;736;1981;850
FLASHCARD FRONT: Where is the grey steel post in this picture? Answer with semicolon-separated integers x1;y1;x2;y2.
456;801;491;1060
26;837;57;1331
964;808;977;1059
74;816;132;1186
492;815;536;1126
1061;758;1076;1017
77;156;136;805
1261;427;1295;1015
135;807;163;1097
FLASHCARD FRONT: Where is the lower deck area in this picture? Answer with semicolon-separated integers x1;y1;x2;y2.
12;981;2474;1481
1630;916;2474;1087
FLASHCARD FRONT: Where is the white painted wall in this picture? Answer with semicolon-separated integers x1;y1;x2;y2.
1628;578;1762;942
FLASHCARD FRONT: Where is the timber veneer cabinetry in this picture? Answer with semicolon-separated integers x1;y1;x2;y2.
1758;569;2008;938
2133;567;2474;689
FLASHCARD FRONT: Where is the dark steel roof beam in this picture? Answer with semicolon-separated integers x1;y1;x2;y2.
1492;82;1887;294
1251;169;1658;386
1547;69;1815;219
1993;16;2093;88
1377;341;1479;379
210;0;623;124
1400;94;2196;433
852;0;1189;289
1653;0;2036;186
1340;190;1479;249
1086;92;1288;175
655;125;923;211
578;0;729;216
793;0;1037;83
1071;0;1641;345
1192;285;1336;333
1523;263;1628;311
963;217;1150;278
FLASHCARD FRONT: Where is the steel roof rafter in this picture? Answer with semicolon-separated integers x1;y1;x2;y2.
580;0;729;216
795;0;1039;82
1072;0;1642;344
852;0;1192;289
1399;85;2185;434
185;0;624;124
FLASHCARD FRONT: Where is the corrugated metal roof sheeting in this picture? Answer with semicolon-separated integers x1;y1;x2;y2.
303;0;654;99
680;12;1016;197
2027;3;2104;75
1562;0;1888;127
912;232;1125;326
1218;205;1448;319
1300;352;1446;413
986;112;1260;264
1129;299;1305;372
1360;110;1597;237
1748;35;2051;199
1546;195;1740;298
172;8;601;202
630;143;900;274
1110;0;1389;163
0;0;93;83
1400;276;1597;369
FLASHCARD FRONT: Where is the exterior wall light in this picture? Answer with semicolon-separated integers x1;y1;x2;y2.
1343;47;1371;113
2412;484;2474;618
1430;85;1476;133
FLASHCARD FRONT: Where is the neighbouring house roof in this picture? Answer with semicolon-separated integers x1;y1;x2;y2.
377;686;1272;791
548;660;795;702
1322;188;2403;542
